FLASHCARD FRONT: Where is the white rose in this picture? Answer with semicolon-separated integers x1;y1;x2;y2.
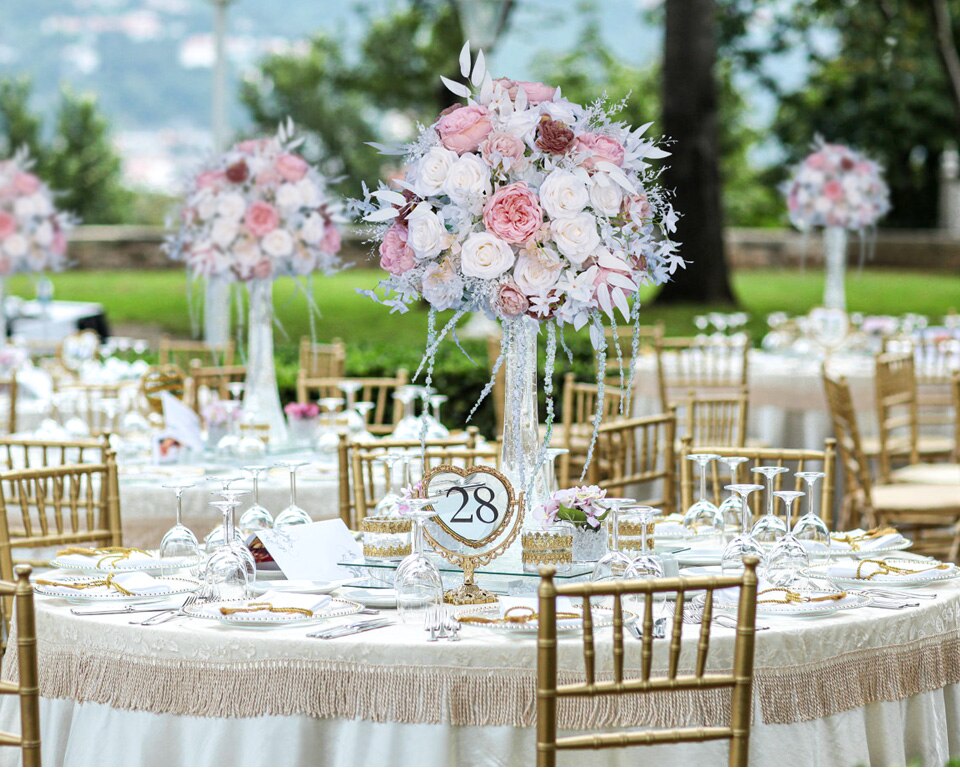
539;169;588;219
33;221;53;247
513;245;563;296
29;193;51;217
551;212;600;263
460;231;515;279
13;197;35;220
415;146;458;196
232;238;261;271
405;202;447;259
3;234;27;257
289;250;316;276
196;192;218;221
421;261;465;311
211;218;238;249
261;228;293;258
276;183;304;212
216;192;246;221
442;153;490;206
296;178;321;208
588;173;622;218
300;212;326;245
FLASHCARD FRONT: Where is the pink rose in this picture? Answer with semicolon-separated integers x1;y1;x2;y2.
195;170;225;190
13;173;40;195
0;212;16;240
436;105;493;154
244;201;280;238
255;167;283;187
576;132;625;170
493;281;529;319
623;192;652;224
493;78;557;105
320;224;341;255
51;228;67;255
235;139;267;153
823;180;844;201
276;154;309;182
481;131;526;166
482;182;543;245
379;224;416;274
806;152;827;171
0;255;10;275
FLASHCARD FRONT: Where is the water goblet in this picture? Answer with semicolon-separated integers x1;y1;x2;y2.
591;497;635;582
765;490;809;586
542;448;569;495
239;465;274;534
794;471;831;559
272;462;312;527
749;466;789;545
395;499;444;625
374;453;408;517
623;506;664;580
159;482;200;574
683;454;723;541
720;484;766;575
717;456;751;540
204;497;250;599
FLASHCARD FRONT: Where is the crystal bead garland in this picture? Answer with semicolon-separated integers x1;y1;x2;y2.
822;225;848;311
242;278;287;445
204;274;231;346
0;277;6;344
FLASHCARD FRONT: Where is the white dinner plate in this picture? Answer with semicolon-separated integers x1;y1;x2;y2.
814;536;913;559
248;578;353;596
185;597;362;628
51;549;198;574
339;587;398;608
455;604;636;635
34;575;199;603
805;558;960;588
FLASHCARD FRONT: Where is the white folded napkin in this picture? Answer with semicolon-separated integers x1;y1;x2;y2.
240;591;333;618
653;518;690;538
109;571;171;594
827;557;951;582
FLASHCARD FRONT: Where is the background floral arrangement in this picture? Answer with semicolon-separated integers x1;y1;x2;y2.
0;150;73;276
785;140;891;233
535;485;609;531
283;401;319;420
165;120;343;283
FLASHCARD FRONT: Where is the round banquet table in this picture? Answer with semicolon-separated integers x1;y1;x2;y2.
3;580;960;767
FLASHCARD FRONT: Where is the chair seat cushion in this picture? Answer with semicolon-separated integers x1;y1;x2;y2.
871;483;960;513
862;435;954;457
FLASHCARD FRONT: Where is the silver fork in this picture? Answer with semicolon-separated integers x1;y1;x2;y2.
134;589;207;626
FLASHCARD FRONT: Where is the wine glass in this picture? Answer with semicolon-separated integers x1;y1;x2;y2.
542;447;569;495
424;394;450;440
683;454;723;541
374;453;408;517
219;487;257;580
395;498;444;624
765;490;809;585
591;498;635;582
749;466;789;545
273;462;312;527
720;484;766;575
203;497;250;599
794;471;831;559
623;506;664;579
717;456;750;540
159;482;200;574
239;465;274;534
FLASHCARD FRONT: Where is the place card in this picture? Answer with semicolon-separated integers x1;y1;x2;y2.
255;520;362;580
160;392;204;451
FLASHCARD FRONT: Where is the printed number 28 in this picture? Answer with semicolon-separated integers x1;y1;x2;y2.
447;485;499;524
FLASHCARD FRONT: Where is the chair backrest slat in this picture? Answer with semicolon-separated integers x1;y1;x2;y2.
0;565;40;766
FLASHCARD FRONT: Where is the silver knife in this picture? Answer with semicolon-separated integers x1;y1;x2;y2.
307;618;392;639
71;605;179;616
319;619;395;640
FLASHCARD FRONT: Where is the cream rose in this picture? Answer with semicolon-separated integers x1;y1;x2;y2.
3;234;28;258
216;192;246;222
442;153;491;206
415;146;458;196
421;261;465;311
211;218;239;249
276;183;304;212
33;221;53;247
513;245;563;296
196;192;218;221
261;228;293;258
459;231;515;279
300;212;326;245
539;169;589;219
405;202;447;259
551;212;600;263
296;178;321;208
13;196;36;220
588;173;622;218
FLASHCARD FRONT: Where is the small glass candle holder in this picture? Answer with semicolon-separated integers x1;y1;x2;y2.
521;524;573;573
361;516;412;561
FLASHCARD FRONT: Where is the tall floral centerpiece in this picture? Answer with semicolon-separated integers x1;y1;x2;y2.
166;121;343;444
356;44;682;525
785;140;890;311
0;152;73;340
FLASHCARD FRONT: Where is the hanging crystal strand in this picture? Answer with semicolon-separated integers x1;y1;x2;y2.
0;277;6;345
419;309;437;464
581;312;608;481
625;295;643;416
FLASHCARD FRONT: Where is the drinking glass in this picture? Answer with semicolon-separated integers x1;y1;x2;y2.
395;499;443;624
623;506;664;579
274;462;312;527
749;466;789;545
220;487;257;580
426;394;450;439
542;448;569;495
203;497;250;599
720;484;766;575
374;453;408;517
391;386;424;439
239;465;274;534
683;454;723;541
591;498;635;582
793;471;830;558
159;482;200;573
717;456;750;540
337;381;366;434
765;490;809;585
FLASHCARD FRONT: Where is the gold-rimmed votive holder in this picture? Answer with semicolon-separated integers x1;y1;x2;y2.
521;524;573;573
361;516;412;561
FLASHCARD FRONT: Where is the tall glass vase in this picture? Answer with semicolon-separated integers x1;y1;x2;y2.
499;316;548;532
242;279;287;445
204;275;231;347
822;226;848;311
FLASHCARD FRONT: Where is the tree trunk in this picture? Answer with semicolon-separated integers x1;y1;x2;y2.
656;0;735;305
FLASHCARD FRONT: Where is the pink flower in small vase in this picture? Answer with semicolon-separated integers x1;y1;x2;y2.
244;201;280;237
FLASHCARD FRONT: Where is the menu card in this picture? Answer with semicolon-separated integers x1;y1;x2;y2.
255;520;362;580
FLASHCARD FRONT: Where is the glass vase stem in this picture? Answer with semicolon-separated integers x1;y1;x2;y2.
242;279;287;444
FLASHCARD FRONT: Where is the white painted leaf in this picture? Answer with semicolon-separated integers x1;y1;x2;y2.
373;190;407;206
612;288;631;320
459;41;471;78
441;76;471;99
479;72;494;104
632;121;654;139
366;142;406;156
515;86;527;112
363;207;400;222
471;50;486;86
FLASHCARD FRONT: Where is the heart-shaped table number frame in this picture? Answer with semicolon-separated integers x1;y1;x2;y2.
420;464;525;605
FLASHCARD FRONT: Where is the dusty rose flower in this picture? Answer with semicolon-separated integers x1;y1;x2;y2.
276;154;309;182
436;105;493;154
244;201;279;237
494;78;556;105
195;170;224;190
51;229;67;255
824;180;844;201
320;224;341;255
576;132;625;170
13;173;40;196
482;182;543;245
481;131;526;167
395;188;420;225
379;223;416;275
493;281;529;318
225;160;249;184
255;167;282;187
536;118;575;155
0;212;16;240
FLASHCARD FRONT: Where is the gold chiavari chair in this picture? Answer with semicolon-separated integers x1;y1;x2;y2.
871;352;921;482
823;371;960;556
0;456;123;586
298;370;409;435
654;334;750;412
0;565;40;766
604;321;665;359
678;437;836;528
158;337;234;371
53;382;127;435
188;363;247;413
55;329;101;377
140;364;186;417
298;337;346;382
954;371;960;462
0;436;111;472
588;413;677;513
675;389;749;449
536;558;760;767
0;373;17;435
559;373;626;489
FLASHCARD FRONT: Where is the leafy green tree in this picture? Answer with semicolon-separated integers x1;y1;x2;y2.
0;77;44;163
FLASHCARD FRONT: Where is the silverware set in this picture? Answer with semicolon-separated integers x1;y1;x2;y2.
133;589;216;625
425;605;461;642
306;617;395;640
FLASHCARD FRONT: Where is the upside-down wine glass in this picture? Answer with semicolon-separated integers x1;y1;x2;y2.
749;466;789;545
374;453;408;517
623;506;664;580
394;496;443;624
543;448;569;496
274;462;312;527
765;490;809;585
591;497;635;582
720;484;766;575
159;482;200;574
683;454;723;542
202;474;245;551
717;456;751;541
239;465;274;534
204;496;250;599
220;487;257;581
793;471;830;559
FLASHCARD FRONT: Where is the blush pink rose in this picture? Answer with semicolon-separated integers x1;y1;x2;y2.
255;167;283;187
276;154;309;182
493;280;529;318
481;131;526;166
244;201;280;238
13;173;40;195
482;182;543;245
436;105;493;154
0;212;16;240
576;132;625;170
320;224;341;255
51;228;67;254
378;223;416;275
0;255;10;275
806;152;827;170
195;170;225;190
823;180;844;201
235;139;267;153
493;78;557;105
